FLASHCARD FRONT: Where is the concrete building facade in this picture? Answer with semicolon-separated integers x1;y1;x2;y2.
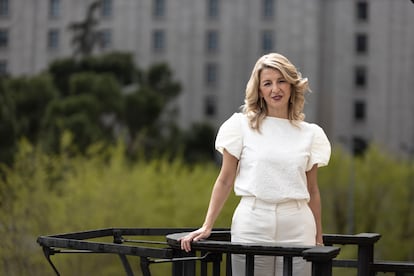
1;0;413;158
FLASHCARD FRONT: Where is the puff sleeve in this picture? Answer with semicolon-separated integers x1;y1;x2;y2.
306;124;331;171
215;113;243;159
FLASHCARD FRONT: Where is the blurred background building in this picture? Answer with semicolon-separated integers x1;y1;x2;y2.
1;0;413;158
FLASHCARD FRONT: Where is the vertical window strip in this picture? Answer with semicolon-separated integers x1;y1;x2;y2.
262;0;274;19
205;63;218;86
262;30;273;52
0;0;9;17
356;1;368;22
152;29;166;52
48;29;60;50
49;0;60;18
355;33;368;54
207;0;219;19
99;29;112;49
153;0;165;18
0;59;7;75
354;100;366;121
101;0;112;18
205;95;217;116
206;30;219;53
355;66;367;88
0;29;9;48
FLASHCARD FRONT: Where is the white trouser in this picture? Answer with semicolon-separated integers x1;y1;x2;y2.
231;197;316;276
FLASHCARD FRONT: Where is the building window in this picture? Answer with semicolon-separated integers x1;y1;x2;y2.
355;33;368;54
101;0;112;18
0;59;7;75
0;0;9;17
262;0;274;19
98;29;112;49
354;66;367;88
354;100;366;121
205;63;218;86
207;0;219;19
262;30;274;53
356;1;368;22
0;28;9;48
205;95;217;117
47;29;60;50
206;30;219;53
153;0;165;18
352;136;368;156
49;0;60;19
152;29;166;52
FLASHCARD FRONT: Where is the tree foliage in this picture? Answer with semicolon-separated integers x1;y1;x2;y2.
67;0;102;58
0;51;219;164
0;75;58;163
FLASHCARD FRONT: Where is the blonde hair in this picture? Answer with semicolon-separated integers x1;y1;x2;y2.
242;53;310;131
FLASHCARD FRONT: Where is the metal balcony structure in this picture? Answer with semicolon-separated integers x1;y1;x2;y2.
37;228;414;276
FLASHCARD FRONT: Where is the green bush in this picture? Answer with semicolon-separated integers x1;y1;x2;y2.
0;140;413;275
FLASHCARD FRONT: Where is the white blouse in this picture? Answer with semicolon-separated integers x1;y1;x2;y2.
215;113;331;203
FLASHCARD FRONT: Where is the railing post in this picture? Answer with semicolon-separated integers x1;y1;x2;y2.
283;256;293;276
358;241;375;276
226;253;232;276
323;233;381;276
245;254;255;276
302;246;340;276
171;251;196;276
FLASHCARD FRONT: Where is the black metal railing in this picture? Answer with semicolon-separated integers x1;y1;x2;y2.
37;228;414;276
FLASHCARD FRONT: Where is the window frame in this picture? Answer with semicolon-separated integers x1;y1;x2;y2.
205;62;219;87
355;33;368;55
152;29;166;52
354;65;367;88
353;100;366;121
49;0;60;19
207;0;219;19
0;0;9;17
0;28;9;49
356;1;368;22
101;0;113;18
262;0;274;19
261;30;274;53
153;0;166;19
204;94;217;117
47;29;60;50
98;29;112;49
206;30;219;53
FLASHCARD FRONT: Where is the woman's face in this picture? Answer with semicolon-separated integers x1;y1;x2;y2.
259;68;292;118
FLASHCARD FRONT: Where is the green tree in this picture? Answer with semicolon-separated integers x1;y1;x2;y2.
42;73;122;153
0;75;58;164
123;63;181;157
48;52;136;95
183;122;216;163
67;0;102;58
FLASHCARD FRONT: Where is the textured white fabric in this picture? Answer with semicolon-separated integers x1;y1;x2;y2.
215;113;331;203
231;197;315;276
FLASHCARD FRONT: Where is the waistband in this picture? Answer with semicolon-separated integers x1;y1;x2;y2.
240;196;307;211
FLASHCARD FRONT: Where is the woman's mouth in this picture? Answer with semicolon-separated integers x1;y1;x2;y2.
272;95;282;101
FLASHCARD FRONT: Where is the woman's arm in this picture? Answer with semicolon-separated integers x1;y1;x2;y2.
180;149;238;252
306;164;324;245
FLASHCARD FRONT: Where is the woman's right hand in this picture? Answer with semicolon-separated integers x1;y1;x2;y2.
179;226;212;252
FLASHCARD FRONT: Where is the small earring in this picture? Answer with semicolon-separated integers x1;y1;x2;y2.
260;97;264;109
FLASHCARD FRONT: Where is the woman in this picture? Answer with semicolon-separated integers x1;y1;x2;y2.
180;53;331;275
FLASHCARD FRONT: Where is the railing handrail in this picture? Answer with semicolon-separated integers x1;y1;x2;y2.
36;227;414;276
